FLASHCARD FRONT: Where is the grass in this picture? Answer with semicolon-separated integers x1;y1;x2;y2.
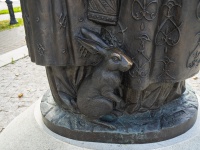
0;7;21;15
0;18;24;32
11;57;15;64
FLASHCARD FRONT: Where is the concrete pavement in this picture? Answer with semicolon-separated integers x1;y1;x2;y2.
0;1;47;133
0;56;48;133
0;26;26;55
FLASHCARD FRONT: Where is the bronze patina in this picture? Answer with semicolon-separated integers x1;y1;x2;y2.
20;0;200;143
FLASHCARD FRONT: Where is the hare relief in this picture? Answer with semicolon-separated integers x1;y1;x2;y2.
76;28;133;129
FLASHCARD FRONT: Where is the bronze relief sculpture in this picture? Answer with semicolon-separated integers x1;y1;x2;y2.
20;0;200;144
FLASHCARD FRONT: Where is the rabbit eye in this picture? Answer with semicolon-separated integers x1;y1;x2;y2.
112;56;120;62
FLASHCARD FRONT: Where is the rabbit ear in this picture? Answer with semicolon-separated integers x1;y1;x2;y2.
77;37;107;55
80;28;109;48
76;28;109;55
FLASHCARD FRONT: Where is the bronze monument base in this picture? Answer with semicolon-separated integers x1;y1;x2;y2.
41;87;198;144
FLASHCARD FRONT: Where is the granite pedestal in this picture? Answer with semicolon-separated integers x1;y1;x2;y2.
0;94;200;150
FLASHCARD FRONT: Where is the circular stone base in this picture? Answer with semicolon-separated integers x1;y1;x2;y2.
41;87;198;144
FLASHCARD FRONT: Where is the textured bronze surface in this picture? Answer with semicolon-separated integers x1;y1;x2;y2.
21;0;200;143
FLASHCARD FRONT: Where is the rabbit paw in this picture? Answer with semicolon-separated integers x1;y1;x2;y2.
58;92;79;113
92;120;116;130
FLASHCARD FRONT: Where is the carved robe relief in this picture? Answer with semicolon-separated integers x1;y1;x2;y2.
187;34;200;68
131;0;158;21
155;0;181;51
88;0;120;25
